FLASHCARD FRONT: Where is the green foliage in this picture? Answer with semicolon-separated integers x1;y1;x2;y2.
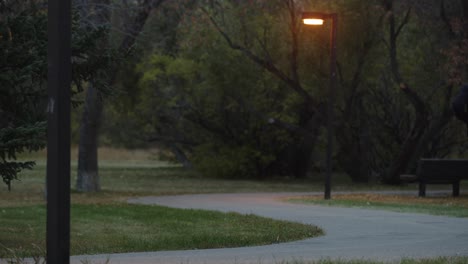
102;0;468;182
0;1;118;188
0;2;47;190
0;123;46;189
109;1;310;179
193;143;275;179
71;20;117;100
134;45;298;177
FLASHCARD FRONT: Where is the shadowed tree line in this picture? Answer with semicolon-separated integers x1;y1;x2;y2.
107;0;467;184
1;0;468;191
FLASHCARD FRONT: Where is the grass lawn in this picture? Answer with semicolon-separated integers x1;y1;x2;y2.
287;193;468;217
1;147;467;261
0;148;328;258
1;203;322;258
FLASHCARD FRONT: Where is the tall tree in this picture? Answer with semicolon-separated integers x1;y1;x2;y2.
75;0;168;192
74;0;111;192
0;1;47;190
129;0;387;180
197;0;327;178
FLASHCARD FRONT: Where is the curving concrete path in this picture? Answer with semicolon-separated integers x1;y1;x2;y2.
71;192;468;264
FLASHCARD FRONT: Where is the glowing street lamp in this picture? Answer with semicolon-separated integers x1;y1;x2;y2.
303;18;324;25
302;12;337;200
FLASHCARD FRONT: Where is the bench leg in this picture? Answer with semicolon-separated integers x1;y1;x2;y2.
419;182;426;197
453;181;460;197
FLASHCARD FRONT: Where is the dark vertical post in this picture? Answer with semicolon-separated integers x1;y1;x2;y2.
47;0;71;263
325;14;337;200
453;181;460;197
418;181;426;197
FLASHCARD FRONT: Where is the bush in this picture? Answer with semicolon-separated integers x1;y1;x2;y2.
192;143;274;179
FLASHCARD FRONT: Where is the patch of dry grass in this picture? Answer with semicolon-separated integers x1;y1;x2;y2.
17;146;163;161
289;193;468;217
296;193;468;207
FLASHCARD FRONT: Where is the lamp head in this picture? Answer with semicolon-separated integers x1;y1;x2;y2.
302;12;326;26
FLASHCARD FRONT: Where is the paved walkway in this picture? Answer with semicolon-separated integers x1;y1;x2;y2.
69;191;468;264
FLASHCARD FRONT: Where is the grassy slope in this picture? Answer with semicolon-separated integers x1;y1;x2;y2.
1;203;322;257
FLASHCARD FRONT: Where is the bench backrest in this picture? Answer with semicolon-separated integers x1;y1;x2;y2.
417;159;468;182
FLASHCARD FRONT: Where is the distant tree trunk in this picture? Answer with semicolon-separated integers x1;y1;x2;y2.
76;84;103;191
75;0;109;192
168;143;192;168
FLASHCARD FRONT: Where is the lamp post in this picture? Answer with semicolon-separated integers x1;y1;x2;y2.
302;12;337;200
47;0;71;263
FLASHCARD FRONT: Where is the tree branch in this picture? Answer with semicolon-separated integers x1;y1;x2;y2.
285;0;300;84
119;0;167;54
147;135;195;145
385;1;425;114
201;7;315;106
395;7;411;39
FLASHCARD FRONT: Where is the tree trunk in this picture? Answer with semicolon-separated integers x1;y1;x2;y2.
337;122;373;183
383;116;428;184
168;143;192;168
75;0;109;192
75;0;165;192
76;84;102;192
382;1;428;184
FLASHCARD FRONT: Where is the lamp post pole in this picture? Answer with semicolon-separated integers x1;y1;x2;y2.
47;0;71;263
302;12;337;200
325;14;337;200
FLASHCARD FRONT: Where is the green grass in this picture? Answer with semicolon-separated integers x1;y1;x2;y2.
4;162;439;205
2;163;412;208
2;148;466;260
0;203;322;258
1;148;327;258
1;164;324;207
8;147;435;198
288;193;468;217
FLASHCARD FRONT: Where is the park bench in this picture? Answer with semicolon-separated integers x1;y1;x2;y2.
400;159;468;197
